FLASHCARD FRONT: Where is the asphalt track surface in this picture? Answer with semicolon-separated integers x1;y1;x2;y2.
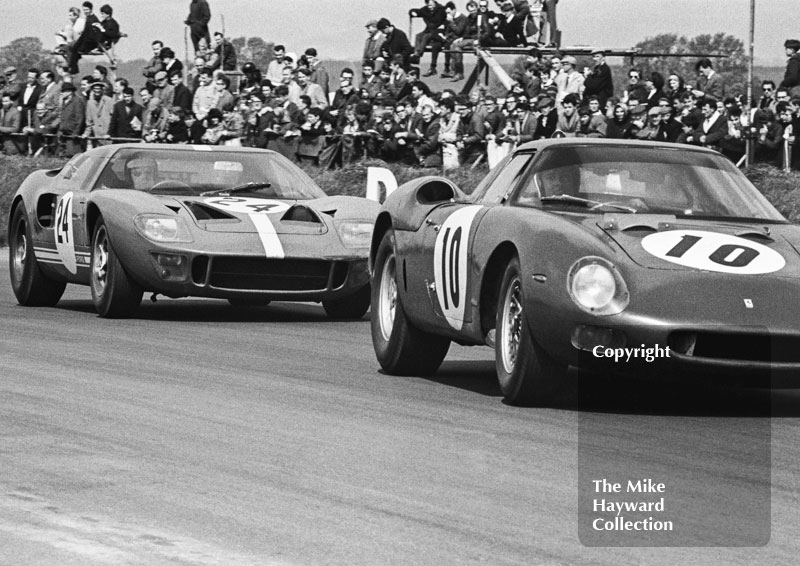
2;251;800;566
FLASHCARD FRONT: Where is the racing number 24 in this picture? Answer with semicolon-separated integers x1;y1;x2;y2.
666;234;759;267
55;194;72;244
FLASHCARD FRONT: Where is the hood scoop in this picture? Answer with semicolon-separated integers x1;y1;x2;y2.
281;205;324;224
600;214;677;233
185;202;238;221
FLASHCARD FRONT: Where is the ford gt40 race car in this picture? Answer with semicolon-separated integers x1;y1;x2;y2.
369;139;800;406
9;144;378;318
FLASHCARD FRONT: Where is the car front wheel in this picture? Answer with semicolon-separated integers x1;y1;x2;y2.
8;204;66;306
370;229;450;375
90;218;143;318
495;257;565;406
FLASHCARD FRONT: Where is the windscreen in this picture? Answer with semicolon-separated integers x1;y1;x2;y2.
94;148;327;200
515;145;786;222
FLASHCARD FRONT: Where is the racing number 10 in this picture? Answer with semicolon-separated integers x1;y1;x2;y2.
440;226;462;310
666;234;759;267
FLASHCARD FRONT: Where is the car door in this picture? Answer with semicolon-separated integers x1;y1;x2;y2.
418;152;535;334
42;153;103;282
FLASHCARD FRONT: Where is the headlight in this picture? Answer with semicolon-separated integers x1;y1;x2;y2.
335;220;374;248
567;256;629;315
134;214;193;243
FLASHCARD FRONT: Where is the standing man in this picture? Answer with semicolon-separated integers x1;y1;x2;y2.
83;80;114;144
442;2;468;80
108;86;143;142
363;20;386;71
58;83;85;156
539;0;558;47
19;69;42;130
685;98;726;150
377;19;414;69
0;94;22;155
779;39;800;97
3;67;23;102
692;58;724;102
304;48;330;96
266;45;287;85
39;71;61;112
185;0;211;53
169;72;193;114
209;32;238;72
583;49;614;107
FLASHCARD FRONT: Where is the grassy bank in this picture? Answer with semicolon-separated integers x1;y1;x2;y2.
1;155;798;247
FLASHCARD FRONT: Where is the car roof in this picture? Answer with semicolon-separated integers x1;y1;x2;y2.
86;143;278;158
515;137;721;156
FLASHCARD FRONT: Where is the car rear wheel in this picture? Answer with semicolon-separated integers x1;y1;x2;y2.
8;204;66;306
323;284;370;320
370;229;450;375
227;297;271;307
90;218;143;318
495;257;565;406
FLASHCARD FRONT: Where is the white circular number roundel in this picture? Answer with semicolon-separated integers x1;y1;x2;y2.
641;229;785;274
204;197;289;214
433;206;482;330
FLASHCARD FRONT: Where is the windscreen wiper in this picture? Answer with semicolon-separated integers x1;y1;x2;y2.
540;194;636;213
200;182;272;197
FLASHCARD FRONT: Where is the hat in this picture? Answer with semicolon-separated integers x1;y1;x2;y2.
630;103;647;115
647;106;661;117
365;19;378;27
3;66;16;75
376;18;391;31
590;48;605;56
304;47;317;57
659;106;673;116
562;55;577;66
60;82;76;92
537;96;554;109
785;39;800;51
391;53;404;66
154;70;168;81
90;81;105;90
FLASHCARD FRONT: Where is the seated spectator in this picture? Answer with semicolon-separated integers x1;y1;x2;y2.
161;106;190;143
533;95;557;139
779;39;800;96
239;62;262;97
441;1;468;80
684;97;726;150
635;107;661;140
606;103;633;139
411;104;442;167
304;48;330;95
555;93;580;136
169;71;192;114
143;40;165;87
161;48;184;78
657;105;682;143
140;87;167;142
296;68;328;109
68;2;101;73
644;72;665;109
94;4;122;52
208;32;238;72
55;7;85;66
586;95;607;136
665;73;686;104
200;107;225;144
576;106;605;138
213;74;235;111
377;18;414;69
410;0;447;77
266;45;287;85
438;97;461;169
361;62;382;100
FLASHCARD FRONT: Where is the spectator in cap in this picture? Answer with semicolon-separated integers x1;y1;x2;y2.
779;39;800;95
657;104;682;143
533;95;557;139
161;47;184;77
364;20;386;71
59;82;85;155
3;67;23;103
378;19;414;69
583;50;614;107
82;80;114;143
555;55;583;105
185;0;212;53
576;106;605;137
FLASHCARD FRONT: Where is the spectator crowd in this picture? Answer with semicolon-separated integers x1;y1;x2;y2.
0;0;798;171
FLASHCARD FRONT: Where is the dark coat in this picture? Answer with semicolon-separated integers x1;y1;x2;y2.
381;29;414;66
779;54;800;91
171;83;193;113
186;0;211;26
583;63;614;106
108;100;143;139
412;3;447;33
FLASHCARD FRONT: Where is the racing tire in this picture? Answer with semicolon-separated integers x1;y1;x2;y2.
322;284;370;320
227;297;271;307
90;217;143;318
495;256;565;406
370;229;450;376
8;204;67;307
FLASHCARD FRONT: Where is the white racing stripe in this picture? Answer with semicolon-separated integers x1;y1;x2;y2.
249;214;285;259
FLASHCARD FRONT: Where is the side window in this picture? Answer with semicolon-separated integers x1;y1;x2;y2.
62;154;99;189
479;153;533;204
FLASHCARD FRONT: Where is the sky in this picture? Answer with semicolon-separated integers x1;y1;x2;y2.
0;0;794;66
